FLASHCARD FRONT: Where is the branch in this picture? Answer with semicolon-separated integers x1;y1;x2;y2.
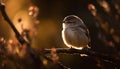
41;54;70;69
40;48;120;68
0;2;29;46
0;2;42;69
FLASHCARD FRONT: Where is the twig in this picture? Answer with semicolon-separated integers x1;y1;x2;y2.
0;2;42;69
41;48;120;68
0;1;29;46
41;54;70;69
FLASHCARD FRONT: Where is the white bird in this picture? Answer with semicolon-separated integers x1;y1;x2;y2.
62;15;90;50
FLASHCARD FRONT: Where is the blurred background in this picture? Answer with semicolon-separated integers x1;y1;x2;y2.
0;0;120;69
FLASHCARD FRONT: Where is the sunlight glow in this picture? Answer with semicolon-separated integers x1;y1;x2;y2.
97;0;110;13
88;4;97;16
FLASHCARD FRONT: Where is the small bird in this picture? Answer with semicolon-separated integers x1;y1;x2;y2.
62;15;90;49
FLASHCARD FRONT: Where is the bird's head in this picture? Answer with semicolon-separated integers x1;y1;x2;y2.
62;15;84;28
63;15;83;24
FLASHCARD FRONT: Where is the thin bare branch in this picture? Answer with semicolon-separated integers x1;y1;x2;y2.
40;48;120;68
0;2;42;69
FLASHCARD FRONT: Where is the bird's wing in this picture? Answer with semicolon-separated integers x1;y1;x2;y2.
77;25;91;43
64;28;84;46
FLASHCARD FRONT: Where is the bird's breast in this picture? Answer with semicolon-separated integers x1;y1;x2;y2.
62;28;89;47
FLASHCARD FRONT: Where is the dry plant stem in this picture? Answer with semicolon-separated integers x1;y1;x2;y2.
0;2;29;45
41;54;70;69
41;48;120;68
0;3;41;69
